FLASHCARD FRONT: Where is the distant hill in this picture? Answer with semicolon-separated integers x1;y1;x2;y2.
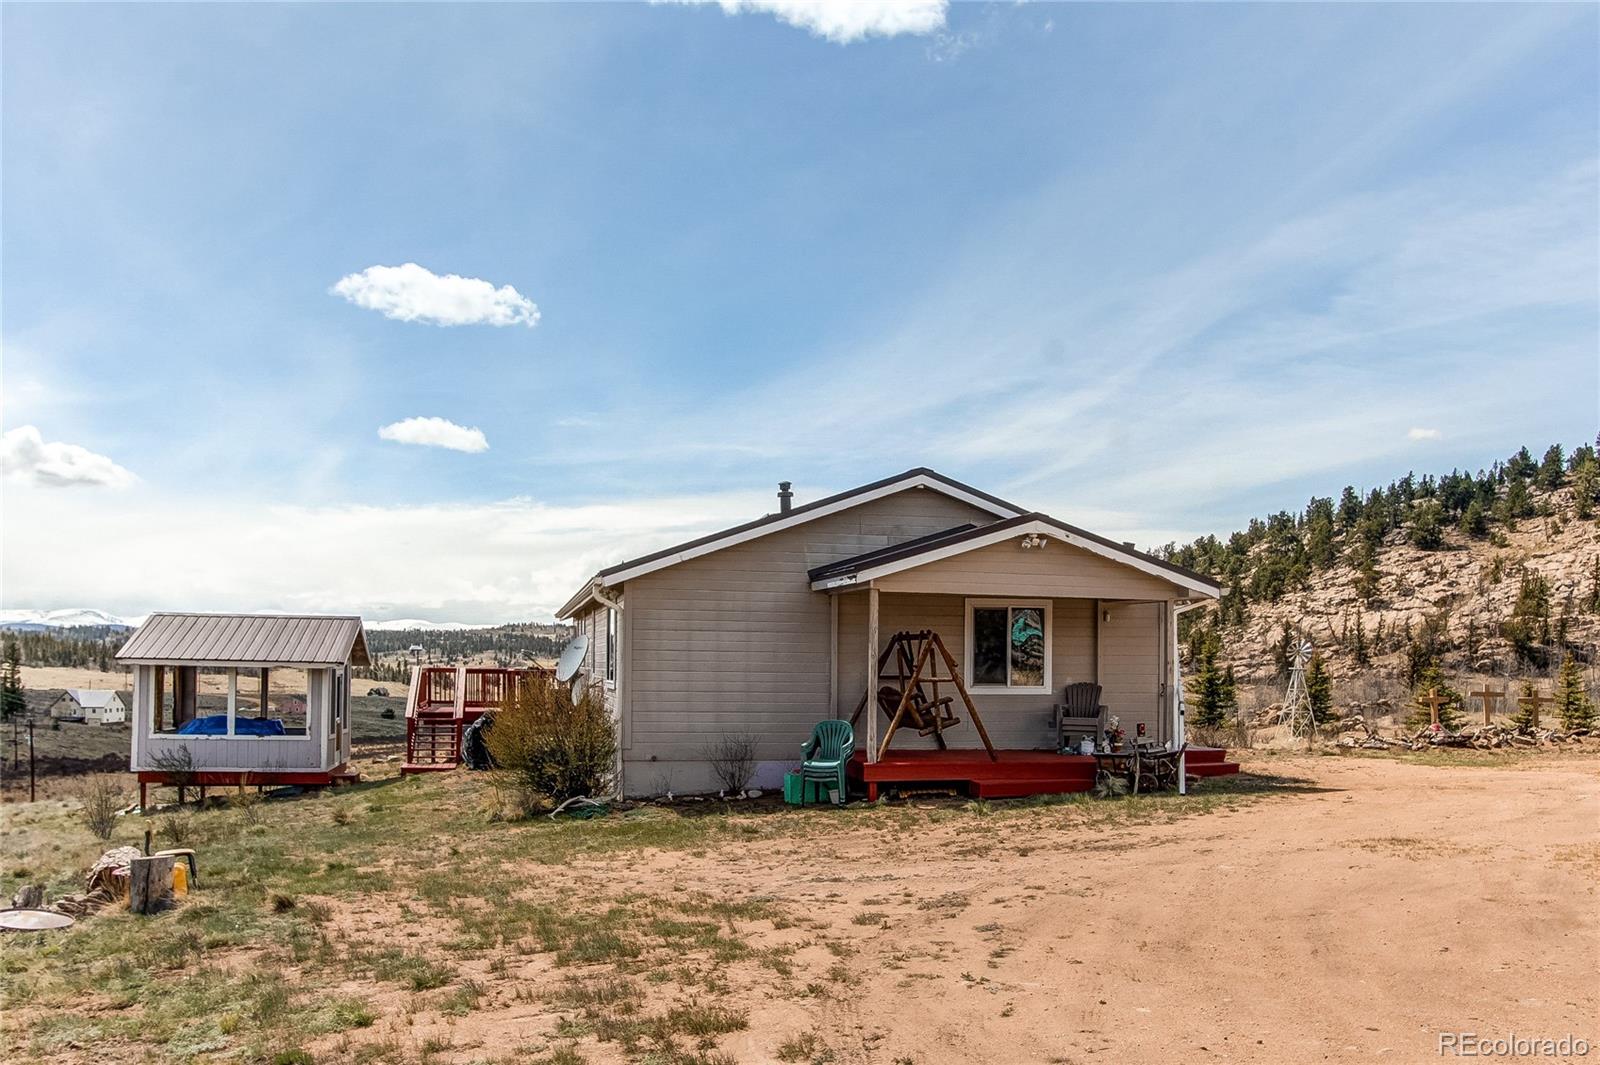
1160;441;1600;684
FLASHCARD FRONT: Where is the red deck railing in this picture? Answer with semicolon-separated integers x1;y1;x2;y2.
402;665;554;773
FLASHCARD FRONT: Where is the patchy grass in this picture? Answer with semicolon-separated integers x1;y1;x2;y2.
0;763;1290;1064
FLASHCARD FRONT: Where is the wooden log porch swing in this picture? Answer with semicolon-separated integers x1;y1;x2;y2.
849;630;998;764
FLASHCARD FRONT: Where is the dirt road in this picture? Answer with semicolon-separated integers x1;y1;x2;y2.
590;755;1597;1064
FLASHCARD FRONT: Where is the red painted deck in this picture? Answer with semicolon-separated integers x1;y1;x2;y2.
402;665;552;774
848;747;1240;800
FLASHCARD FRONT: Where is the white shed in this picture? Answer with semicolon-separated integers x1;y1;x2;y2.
116;613;370;806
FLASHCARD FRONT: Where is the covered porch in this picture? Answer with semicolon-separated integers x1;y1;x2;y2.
811;514;1236;799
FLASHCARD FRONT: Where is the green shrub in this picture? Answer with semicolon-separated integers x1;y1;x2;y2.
486;675;617;809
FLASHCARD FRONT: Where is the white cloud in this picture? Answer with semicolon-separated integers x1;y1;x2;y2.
331;263;540;327
378;416;490;453
0;425;136;488
667;0;947;44
1407;427;1443;441
2;483;767;623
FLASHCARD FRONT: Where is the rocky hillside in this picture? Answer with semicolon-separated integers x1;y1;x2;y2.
1163;443;1600;684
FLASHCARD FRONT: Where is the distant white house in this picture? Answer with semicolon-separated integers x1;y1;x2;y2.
51;689;128;725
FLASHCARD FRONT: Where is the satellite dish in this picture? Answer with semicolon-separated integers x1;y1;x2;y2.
555;635;589;684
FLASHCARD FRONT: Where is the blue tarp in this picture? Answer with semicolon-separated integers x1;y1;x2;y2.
177;715;286;736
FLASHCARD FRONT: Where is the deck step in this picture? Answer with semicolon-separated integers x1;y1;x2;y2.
971;777;1095;799
1186;760;1241;777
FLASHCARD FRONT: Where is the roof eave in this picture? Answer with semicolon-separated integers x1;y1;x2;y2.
807;515;1223;599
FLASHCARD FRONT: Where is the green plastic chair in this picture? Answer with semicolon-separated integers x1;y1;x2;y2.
800;719;854;805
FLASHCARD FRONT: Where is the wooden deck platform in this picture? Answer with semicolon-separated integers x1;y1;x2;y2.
848;747;1240;800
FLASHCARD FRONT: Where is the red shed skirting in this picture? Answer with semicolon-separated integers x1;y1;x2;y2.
136;765;360;808
847;747;1239;800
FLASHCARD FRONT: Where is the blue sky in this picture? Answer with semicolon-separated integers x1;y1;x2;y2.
3;1;1597;623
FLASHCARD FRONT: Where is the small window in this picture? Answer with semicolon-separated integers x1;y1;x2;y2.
965;600;1051;692
605;608;618;684
267;668;310;735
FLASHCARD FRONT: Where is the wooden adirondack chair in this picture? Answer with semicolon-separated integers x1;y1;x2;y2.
801;720;854;804
1054;682;1106;752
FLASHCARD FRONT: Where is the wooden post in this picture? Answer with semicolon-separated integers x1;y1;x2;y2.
866;587;879;765
128;854;176;914
829;595;838;719
1470;686;1504;725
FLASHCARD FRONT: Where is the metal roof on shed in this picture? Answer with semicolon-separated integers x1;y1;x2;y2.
116;613;370;666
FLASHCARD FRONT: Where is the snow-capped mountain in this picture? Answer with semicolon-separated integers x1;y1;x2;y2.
0;608;138;631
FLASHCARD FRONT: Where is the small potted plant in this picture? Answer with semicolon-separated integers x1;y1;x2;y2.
1105;716;1126;751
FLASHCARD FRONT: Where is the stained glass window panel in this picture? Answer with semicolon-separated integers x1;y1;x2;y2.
1009;607;1045;687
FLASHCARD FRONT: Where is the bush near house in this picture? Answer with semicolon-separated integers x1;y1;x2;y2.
485;674;616;810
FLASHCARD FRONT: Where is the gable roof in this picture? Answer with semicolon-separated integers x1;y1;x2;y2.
807;512;1222;599
65;689;125;710
117;612;371;667
556;469;1025;617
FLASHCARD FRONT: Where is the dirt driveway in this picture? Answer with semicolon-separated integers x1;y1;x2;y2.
355;753;1596;1065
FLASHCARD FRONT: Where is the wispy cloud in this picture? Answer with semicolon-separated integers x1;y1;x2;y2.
1408;427;1442;441
378;416;489;453
331;263;540;327
662;0;947;44
0;425;136;488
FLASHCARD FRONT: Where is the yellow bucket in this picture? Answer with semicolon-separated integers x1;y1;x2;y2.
172;862;189;896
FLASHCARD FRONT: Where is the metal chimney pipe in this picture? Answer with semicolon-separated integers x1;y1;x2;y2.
778;481;794;514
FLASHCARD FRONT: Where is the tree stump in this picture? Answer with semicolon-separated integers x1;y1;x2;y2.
128;854;176;915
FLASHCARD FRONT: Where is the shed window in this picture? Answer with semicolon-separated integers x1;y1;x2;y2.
151;666;199;733
965;600;1051;693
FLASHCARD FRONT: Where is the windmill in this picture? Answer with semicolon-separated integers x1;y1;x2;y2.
1281;636;1315;736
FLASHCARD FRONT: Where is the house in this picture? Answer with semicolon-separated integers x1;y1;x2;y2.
557;468;1231;799
50;689;128;725
116;613;369;807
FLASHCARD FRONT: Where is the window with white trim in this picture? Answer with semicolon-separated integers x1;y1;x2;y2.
965;599;1052;693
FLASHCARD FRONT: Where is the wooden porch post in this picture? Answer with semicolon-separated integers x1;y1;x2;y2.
866;586;879;764
1170;601;1186;795
829;595;839;719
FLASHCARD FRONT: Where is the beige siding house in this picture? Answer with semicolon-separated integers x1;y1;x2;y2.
558;470;1220;798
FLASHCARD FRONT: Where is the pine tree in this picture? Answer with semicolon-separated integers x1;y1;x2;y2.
1458;498;1488;538
1406;500;1445;550
1305;653;1333;724
1572;458;1599;520
1221;665;1239;725
1555;656;1595;732
1537;444;1565;489
1589;557;1600;614
1352;541;1381;603
1351;612;1370;667
0;640;25;721
1510;679;1540;730
1187;635;1229;730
